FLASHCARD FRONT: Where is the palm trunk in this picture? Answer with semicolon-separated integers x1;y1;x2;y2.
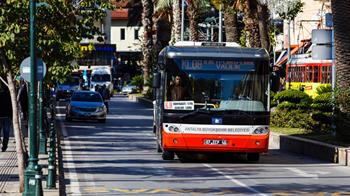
141;0;154;94
171;0;181;44
0;50;26;192
224;10;239;42
187;3;199;41
242;0;260;48
257;3;270;51
331;0;350;137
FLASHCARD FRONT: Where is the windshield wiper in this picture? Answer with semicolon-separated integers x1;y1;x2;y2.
179;108;211;119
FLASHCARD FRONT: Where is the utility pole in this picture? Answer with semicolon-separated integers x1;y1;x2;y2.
218;4;222;42
23;0;43;195
181;0;185;41
287;20;291;89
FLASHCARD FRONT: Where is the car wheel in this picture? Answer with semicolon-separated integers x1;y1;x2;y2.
65;116;72;122
98;119;106;123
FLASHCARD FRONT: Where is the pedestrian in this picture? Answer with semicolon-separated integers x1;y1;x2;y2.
101;85;110;113
0;82;12;152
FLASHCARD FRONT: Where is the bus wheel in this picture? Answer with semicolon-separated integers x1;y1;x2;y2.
162;151;174;160
247;153;260;162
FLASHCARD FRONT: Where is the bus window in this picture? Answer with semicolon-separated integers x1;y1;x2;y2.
306;66;312;82
314;65;319;83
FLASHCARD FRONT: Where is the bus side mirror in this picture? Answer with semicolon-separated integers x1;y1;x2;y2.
153;73;161;88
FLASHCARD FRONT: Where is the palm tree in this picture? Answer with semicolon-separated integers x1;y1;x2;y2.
257;1;270;51
331;0;350;137
155;0;181;44
141;0;154;92
222;0;239;42
186;0;209;41
241;0;261;47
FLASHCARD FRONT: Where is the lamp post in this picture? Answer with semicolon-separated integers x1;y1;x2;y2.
218;4;222;42
181;0;185;41
23;0;43;195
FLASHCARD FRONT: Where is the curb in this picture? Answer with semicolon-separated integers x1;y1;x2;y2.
134;96;350;166
270;132;349;166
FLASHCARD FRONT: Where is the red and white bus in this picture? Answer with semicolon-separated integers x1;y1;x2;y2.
152;42;270;162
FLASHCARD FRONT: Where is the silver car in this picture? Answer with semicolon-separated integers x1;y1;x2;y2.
66;91;107;123
121;85;137;95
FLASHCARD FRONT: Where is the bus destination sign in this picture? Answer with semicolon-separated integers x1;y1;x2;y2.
179;59;255;72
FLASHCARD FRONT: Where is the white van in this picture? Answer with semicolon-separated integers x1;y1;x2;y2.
90;67;114;97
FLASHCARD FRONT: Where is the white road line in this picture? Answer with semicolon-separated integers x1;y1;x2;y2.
285;167;318;179
203;164;268;196
59;119;82;195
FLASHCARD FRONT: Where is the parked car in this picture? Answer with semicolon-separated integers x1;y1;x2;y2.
121;85;137;95
66;91;107;123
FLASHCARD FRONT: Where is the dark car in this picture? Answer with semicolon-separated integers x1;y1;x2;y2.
56;77;80;101
66;91;107;123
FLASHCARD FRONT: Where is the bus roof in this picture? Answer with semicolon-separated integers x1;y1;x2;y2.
158;45;269;62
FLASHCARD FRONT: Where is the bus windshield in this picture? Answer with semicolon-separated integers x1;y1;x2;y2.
165;60;269;112
91;74;111;82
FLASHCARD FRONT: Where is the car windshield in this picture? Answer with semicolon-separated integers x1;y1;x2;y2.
91;74;110;82
71;92;103;102
61;77;80;86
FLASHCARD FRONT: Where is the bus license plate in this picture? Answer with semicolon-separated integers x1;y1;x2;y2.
204;139;227;145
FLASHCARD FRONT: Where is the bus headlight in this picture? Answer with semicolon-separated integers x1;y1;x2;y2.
168;126;180;133
253;127;269;134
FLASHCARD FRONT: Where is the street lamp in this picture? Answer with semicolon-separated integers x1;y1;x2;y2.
23;0;43;195
181;0;185;41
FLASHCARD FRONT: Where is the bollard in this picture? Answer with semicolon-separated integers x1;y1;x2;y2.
46;151;56;189
46;118;56;189
35;165;43;196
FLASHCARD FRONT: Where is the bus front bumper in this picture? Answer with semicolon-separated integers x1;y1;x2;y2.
162;131;269;153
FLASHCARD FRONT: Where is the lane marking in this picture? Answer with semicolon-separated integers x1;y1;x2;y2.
60;119;82;195
111;188;149;193
203;164;268;196
285;167;318;179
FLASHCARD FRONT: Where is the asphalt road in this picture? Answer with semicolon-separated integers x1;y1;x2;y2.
58;95;350;196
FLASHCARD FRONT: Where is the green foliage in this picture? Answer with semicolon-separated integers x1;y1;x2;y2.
316;84;332;95
131;74;144;91
0;0;114;83
239;29;246;47
275;0;304;21
311;92;332;112
270;109;317;130
273;89;312;110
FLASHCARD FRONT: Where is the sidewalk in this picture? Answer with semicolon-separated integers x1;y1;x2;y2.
0;137;60;195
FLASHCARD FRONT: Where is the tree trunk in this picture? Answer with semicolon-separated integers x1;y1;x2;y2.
224;9;239;42
0;50;25;193
257;3;270;51
331;0;350;137
171;0;181;44
242;0;260;48
187;2;199;41
141;0;154;94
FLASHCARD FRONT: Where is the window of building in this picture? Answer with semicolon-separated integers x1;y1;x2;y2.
120;28;125;40
134;29;139;40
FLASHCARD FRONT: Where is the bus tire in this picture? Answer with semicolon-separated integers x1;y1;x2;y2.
162;151;174;160
247;153;260;162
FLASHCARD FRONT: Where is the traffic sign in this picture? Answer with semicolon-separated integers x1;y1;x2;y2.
20;57;47;82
